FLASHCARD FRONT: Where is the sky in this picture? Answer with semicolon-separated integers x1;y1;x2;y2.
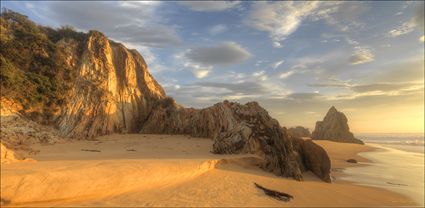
3;1;424;133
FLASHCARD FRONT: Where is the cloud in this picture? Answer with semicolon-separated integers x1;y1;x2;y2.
183;42;251;66
311;2;368;32
287;93;323;101
373;59;424;83
387;4;423;38
24;2;34;9
310;80;423;97
179;1;241;12
273;41;283;48
246;2;366;45
174;42;250;79
39;2;181;48
208;24;228;35
252;70;268;81
193;70;211;79
113;25;181;48
414;2;424;31
350;47;375;65
196;82;269;96
387;18;417;37
350;82;423;93
252;70;266;77
271;60;285;69
183;63;212;79
246;1;320;43
279;70;296;79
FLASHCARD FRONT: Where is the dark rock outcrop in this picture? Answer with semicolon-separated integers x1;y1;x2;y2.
292;138;331;182
312;106;363;144
141;99;331;182
288;126;311;138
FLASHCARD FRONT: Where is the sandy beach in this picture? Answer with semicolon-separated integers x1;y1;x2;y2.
0;134;418;207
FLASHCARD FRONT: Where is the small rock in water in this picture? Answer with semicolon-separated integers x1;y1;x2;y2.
346;159;357;163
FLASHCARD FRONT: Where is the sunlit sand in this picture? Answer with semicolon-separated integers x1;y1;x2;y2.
1;135;416;207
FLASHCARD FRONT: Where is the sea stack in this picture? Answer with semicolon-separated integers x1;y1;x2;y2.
312;106;363;144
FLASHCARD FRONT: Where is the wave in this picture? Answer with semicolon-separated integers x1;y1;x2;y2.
357;133;424;146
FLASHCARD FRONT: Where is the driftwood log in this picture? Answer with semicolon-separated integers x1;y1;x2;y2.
254;183;294;202
81;149;101;152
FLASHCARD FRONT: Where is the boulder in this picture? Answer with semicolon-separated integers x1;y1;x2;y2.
292;138;331;182
312;106;363;144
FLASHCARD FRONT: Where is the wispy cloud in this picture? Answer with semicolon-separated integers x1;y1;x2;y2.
271;60;285;70
174;42;251;79
387;18;417;37
246;1;367;46
279;70;296;79
43;2;181;48
208;24;228;35
350;47;375;65
246;1;320;46
179;1;240;12
387;4;424;38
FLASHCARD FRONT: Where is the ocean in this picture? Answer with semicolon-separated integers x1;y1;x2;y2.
342;133;425;206
357;133;424;153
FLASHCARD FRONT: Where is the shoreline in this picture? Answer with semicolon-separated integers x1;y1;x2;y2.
1;134;418;207
340;143;424;206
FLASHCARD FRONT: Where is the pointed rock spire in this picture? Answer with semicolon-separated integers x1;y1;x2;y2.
312;106;364;144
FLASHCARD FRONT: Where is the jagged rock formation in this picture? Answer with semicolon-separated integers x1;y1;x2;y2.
288;126;311;138
312;106;363;144
56;31;165;138
141;99;332;181
292;138;331;182
1;10;332;182
1;10;165;139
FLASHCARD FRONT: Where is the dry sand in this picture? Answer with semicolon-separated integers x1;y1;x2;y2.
0;134;417;207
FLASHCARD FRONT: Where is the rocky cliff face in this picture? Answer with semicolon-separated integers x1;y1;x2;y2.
312;106;363;144
141;99;331;181
1;10;331;182
56;31;165;138
288;126;311;138
1;10;165;139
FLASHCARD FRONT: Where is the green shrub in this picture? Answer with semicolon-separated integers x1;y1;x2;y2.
0;8;85;121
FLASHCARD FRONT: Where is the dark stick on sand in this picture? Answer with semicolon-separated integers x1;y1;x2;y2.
81;149;101;152
254;183;294;202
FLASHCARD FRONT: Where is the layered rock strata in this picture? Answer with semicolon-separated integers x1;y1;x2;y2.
142;99;331;181
55;31;165;138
